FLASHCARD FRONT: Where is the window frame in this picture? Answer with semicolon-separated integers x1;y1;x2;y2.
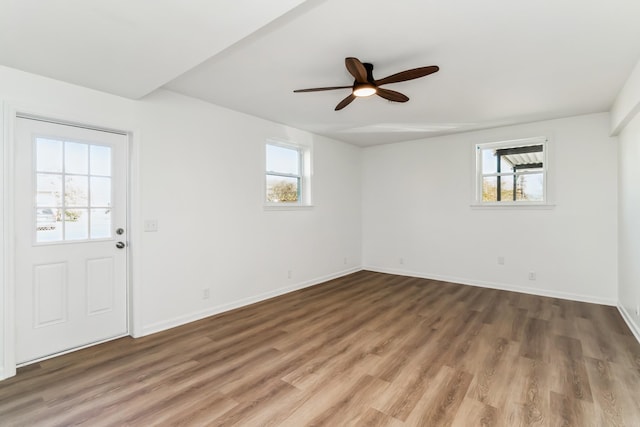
264;138;312;209
475;136;549;206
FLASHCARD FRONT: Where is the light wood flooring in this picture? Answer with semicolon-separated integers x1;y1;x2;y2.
1;271;640;426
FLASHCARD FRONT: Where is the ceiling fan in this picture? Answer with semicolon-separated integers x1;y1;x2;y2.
293;57;439;111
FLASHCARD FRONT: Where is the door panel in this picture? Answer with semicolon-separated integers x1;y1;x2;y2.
33;262;68;327
14;117;128;364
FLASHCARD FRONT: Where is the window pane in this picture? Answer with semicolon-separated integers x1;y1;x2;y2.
36;138;63;173
36;208;62;243
90;145;111;176
64;209;88;240
481;148;497;174
500;175;515;201
482;176;497;201
482;176;517;201
266;175;299;202
266;144;299;175
90;177;111;207
516;173;544;201
90;208;111;239
65;142;89;174
65;176;89;207
37;174;63;207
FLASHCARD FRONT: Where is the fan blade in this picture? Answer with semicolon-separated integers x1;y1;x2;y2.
376;88;409;102
293;85;353;93
376;65;439;86
345;57;368;83
335;94;356;111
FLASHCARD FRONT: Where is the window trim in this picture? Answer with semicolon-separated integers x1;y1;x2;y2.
264;138;312;209
474;136;549;207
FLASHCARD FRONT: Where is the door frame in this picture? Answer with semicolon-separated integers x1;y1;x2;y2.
1;103;141;379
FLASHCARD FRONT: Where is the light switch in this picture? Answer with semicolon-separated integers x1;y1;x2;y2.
144;219;158;232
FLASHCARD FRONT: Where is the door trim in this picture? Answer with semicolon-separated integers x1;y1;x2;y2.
1;105;139;379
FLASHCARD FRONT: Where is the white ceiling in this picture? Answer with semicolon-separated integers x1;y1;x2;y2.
0;0;306;98
2;0;640;146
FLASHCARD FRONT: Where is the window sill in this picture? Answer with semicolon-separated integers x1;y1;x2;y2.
263;204;315;211
470;203;556;210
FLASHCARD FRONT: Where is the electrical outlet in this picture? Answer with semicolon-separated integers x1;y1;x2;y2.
202;288;210;300
497;256;505;265
287;270;292;279
343;257;348;265
528;271;536;280
399;257;405;265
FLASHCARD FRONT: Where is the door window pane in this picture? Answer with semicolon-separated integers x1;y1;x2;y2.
64;142;89;174
90;177;111;207
65;176;88;207
37;174;62;207
90;145;111;176
36;208;62;243
90;209;111;239
36;139;63;173
64;209;88;240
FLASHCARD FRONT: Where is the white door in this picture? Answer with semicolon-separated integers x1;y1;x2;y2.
14;117;128;364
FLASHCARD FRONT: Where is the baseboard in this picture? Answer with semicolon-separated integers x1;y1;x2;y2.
618;304;640;344
141;267;363;337
362;266;617;306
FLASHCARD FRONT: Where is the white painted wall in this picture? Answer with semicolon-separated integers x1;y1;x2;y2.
611;59;640;135
0;66;362;379
614;57;640;341
362;113;618;304
135;90;362;334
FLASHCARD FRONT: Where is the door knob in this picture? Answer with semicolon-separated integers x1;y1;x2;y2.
116;241;126;249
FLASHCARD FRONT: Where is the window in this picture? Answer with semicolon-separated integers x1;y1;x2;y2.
35;137;113;243
265;140;311;206
476;137;547;204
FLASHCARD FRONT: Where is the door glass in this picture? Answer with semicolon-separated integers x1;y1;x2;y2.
90;177;111;206
36;139;63;173
90;209;111;239
36;174;62;206
64;142;88;174
65;176;88;207
90;145;111;176
35;138;113;243
64;209;88;240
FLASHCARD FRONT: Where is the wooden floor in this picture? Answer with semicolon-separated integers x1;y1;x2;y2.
1;271;640;426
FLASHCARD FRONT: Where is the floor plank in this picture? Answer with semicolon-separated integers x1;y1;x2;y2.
1;271;639;426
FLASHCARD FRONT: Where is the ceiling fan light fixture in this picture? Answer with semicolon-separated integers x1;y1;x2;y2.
353;84;377;97
293;57;439;110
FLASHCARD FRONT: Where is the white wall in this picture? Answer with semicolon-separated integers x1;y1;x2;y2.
618;114;640;338
611;59;640;134
0;66;362;379
613;57;640;341
135;90;361;334
362;113;618;304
